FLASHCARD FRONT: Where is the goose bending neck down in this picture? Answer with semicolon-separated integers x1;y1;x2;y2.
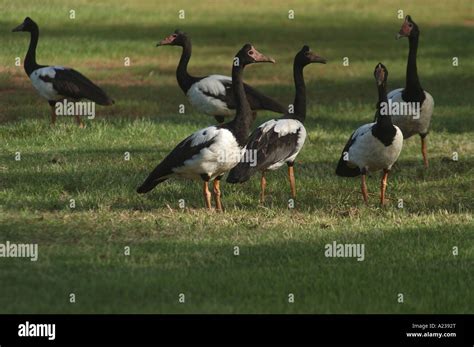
389;15;434;168
336;63;403;205
157;30;285;123
12;17;114;127
136;44;275;210
227;45;326;203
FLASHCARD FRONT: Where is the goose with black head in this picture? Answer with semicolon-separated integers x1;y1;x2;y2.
12;17;114;127
157;30;285;123
226;45;326;203
388;15;434;167
137;44;275;210
336;63;403;205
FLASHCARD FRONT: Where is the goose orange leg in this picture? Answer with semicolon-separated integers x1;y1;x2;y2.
421;134;428;168
50;106;57;125
213;177;223;212
75;115;85;128
361;168;369;204
288;164;296;199
380;169;389;206
260;171;267;203
202;180;212;209
48;101;57;125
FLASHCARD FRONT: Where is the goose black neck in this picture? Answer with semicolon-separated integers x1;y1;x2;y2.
376;83;391;126
291;63;306;123
403;33;424;102
228;63;253;146
176;38;195;93
372;82;396;146
24;26;40;76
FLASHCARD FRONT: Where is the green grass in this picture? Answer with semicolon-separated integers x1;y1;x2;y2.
0;0;473;313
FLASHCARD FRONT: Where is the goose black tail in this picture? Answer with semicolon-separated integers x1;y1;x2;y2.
137;165;169;193
226;163;258;184
136;177;168;194
335;156;360;177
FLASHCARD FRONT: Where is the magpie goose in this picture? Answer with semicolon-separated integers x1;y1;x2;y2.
389;15;434;167
227;45;326;203
12;17;114;127
336;63;403;205
137;44;275;210
157;30;285;123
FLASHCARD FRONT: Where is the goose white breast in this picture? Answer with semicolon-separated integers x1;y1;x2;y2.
347;123;403;172
29;66;65;100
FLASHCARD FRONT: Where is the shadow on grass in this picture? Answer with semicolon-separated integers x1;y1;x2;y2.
0;218;471;313
1;147;472;212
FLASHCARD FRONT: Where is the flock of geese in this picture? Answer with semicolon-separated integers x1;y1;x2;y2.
12;16;434;210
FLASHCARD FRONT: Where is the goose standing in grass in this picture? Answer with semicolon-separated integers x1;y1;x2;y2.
137;44;275;210
227;46;326;203
389;15;434;167
12;17;114;127
157;30;285;123
336;63;403;205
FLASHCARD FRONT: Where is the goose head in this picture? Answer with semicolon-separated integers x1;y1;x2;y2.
12;17;38;33
235;44;275;66
295;45;327;66
157;29;188;46
374;63;388;86
397;15;419;39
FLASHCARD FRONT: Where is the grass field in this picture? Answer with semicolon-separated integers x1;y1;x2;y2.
0;0;473;313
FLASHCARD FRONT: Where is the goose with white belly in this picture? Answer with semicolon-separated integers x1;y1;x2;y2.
137;44;275;210
157;30;285;123
388;15;434;167
226;45;326;203
336;63;403;205
12;17;114;127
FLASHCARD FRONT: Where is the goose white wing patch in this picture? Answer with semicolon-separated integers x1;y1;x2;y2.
256;118;307;170
188;126;221;147
197;75;230;97
387;88;404;101
260;118;302;136
186;75;233;116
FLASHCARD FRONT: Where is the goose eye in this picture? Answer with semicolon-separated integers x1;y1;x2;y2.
408;23;413;28
248;50;254;55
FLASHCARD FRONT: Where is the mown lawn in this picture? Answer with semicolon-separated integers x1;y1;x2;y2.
0;0;473;313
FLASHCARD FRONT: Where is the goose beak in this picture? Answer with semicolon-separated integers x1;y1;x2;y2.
309;52;327;64
397;20;411;39
250;47;275;63
12;23;24;32
157;34;176;46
